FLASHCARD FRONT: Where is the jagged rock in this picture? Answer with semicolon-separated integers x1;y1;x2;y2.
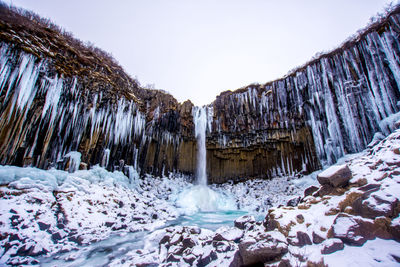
234;215;255;230
239;232;288;266
321;238;344;254
317;164;352;188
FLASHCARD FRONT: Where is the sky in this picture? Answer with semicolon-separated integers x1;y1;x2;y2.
3;0;396;106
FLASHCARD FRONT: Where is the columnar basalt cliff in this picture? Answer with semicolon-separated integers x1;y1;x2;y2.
1;4;400;183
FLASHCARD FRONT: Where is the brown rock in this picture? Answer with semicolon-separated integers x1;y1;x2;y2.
288;231;312;247
312;231;325;244
321;238;344;254
317;164;352;188
239;233;288;266
304;185;319;197
331;213;392;246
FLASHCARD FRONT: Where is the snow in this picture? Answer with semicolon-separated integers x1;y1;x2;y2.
318;164;347;178
324;238;400;266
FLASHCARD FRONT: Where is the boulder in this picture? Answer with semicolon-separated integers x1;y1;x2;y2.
331;213;391;246
317;164;352;188
239;232;288;266
352;191;399;219
321;238;344;254
214;227;243;242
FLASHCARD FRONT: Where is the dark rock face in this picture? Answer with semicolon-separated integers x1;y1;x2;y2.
0;6;400;183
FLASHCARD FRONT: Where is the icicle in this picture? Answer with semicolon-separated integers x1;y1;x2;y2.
64;151;81;173
101;149;110;168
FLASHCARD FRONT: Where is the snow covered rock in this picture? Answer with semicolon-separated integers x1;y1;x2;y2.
234;215;255;230
317;164;352;188
238;231;288;266
321;238;344;254
288;231;312;247
331;213;392;246
214;226;243;242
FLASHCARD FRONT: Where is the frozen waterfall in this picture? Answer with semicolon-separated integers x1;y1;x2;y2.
193;106;208;185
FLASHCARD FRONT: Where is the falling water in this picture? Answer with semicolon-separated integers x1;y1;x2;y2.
193;106;207;185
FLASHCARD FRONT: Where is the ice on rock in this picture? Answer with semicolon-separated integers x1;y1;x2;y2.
101;148;110;168
64;151;81;173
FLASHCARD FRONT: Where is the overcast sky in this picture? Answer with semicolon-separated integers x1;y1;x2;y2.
4;0;396;105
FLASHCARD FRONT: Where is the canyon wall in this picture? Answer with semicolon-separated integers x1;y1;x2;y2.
0;4;400;183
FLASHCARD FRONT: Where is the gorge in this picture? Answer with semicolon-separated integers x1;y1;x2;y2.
0;2;400;266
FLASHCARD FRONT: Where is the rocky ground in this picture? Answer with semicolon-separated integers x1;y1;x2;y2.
124;129;400;266
0;156;312;266
0;130;399;266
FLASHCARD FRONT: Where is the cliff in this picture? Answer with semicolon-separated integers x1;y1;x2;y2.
0;3;400;183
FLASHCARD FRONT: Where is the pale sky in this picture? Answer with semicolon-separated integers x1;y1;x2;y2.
4;0;396;105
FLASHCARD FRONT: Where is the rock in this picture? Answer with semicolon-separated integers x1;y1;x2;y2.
321;238;344;254
159;234;171;245
288;231;312;247
390;216;400;241
38;222;50;231
169;233;183;246
234;215;255;230
182;237;196;249
367;132;385;148
287;196;301;207
296;231;312;246
264;213;280;231
304;185;319;197
51;232;63;242
166;253;180;262
214;227;243;242
198;249;218;266
189;226;201;235
183;254;196;265
317;164;352;188
213;240;232;253
352;190;399;219
312;231;325;244
228;250;243;267
313;184;334;197
105;222;115;228
239;232;288;266
79;162;88;170
331;213;391;246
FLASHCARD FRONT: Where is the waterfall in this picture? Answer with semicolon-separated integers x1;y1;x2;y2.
193;106;208;185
